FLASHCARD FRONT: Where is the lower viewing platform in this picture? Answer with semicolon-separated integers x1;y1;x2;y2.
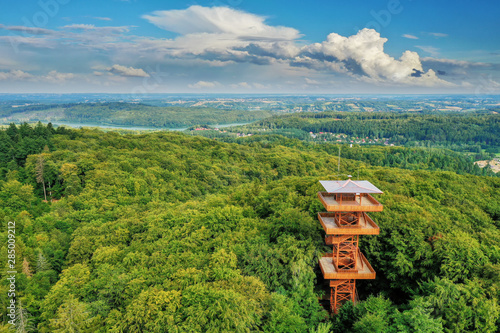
318;192;383;212
319;252;376;280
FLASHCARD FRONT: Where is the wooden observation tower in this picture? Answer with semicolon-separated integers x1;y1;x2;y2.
317;179;383;313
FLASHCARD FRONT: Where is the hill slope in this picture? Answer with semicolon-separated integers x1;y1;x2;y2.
0;102;273;128
0;125;499;332
222;111;500;153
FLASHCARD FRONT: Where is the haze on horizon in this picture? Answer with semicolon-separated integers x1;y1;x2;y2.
0;0;499;95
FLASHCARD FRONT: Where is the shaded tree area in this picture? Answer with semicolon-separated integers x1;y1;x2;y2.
0;124;498;332
0;122;54;169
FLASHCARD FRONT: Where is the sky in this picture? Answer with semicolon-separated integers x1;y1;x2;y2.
0;0;499;94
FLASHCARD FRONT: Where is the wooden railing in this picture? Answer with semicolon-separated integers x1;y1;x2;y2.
318;192;383;212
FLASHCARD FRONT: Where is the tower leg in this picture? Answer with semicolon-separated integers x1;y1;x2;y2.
330;279;356;314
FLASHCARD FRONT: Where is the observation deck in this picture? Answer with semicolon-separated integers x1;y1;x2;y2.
317;178;383;314
319;252;376;280
317;179;383;212
317;192;383;212
318;212;380;235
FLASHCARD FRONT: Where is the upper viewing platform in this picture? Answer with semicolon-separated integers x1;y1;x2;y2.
318;180;383;212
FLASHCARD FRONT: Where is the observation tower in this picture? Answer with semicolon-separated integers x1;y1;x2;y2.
317;179;383;313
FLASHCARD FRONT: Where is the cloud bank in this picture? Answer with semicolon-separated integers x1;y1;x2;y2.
142;6;300;40
0;5;496;92
139;7;454;88
0;69;74;83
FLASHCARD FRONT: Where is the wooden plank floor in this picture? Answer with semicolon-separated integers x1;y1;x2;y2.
319;255;376;280
319;213;380;235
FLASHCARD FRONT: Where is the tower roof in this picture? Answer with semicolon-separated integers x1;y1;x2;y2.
320;179;383;194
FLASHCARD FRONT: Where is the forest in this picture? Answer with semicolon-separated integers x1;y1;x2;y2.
0;102;274;128
0;123;499;332
232;111;500;153
192;134;498;178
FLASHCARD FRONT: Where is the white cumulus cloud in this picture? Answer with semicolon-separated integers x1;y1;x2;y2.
0;69;74;83
188;80;220;89
92;17;112;21
0;70;34;81
416;45;440;57
428;32;448;38
139;6;301;63
230;82;251;88
43;70;75;83
142;6;300;41
299;29;452;87
0;24;56;35
305;78;320;84
402;34;418;40
62;24;131;33
109;64;149;77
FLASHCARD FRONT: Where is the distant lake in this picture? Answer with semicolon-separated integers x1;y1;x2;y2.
48;121;252;131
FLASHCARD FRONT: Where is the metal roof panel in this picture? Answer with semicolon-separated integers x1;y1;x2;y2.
320;180;383;194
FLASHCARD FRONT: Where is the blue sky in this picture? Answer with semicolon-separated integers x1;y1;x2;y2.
0;0;498;93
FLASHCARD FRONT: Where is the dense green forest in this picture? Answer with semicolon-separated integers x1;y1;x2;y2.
1;123;499;332
193;134;498;178
230;112;500;153
0;102;274;128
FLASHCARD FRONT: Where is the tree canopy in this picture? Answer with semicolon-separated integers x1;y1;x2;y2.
0;123;498;332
